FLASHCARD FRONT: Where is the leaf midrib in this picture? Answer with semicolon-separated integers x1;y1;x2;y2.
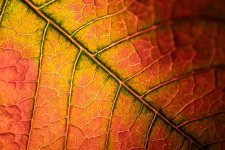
23;0;203;148
0;0;203;149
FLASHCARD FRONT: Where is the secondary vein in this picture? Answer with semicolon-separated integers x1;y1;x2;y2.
0;0;9;23
26;22;49;150
64;50;81;150
105;84;121;149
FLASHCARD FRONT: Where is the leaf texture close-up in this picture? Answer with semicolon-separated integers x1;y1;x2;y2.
0;0;225;149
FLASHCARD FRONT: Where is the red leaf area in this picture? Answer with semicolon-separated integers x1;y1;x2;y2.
0;0;225;150
0;42;37;149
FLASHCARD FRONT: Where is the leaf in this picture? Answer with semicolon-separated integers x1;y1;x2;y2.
0;0;224;149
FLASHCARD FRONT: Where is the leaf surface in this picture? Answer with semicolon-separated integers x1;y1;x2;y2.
0;0;224;149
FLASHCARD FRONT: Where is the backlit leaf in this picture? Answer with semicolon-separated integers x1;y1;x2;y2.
0;0;224;149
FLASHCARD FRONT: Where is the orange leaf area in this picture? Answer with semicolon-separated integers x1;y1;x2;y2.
0;0;225;149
